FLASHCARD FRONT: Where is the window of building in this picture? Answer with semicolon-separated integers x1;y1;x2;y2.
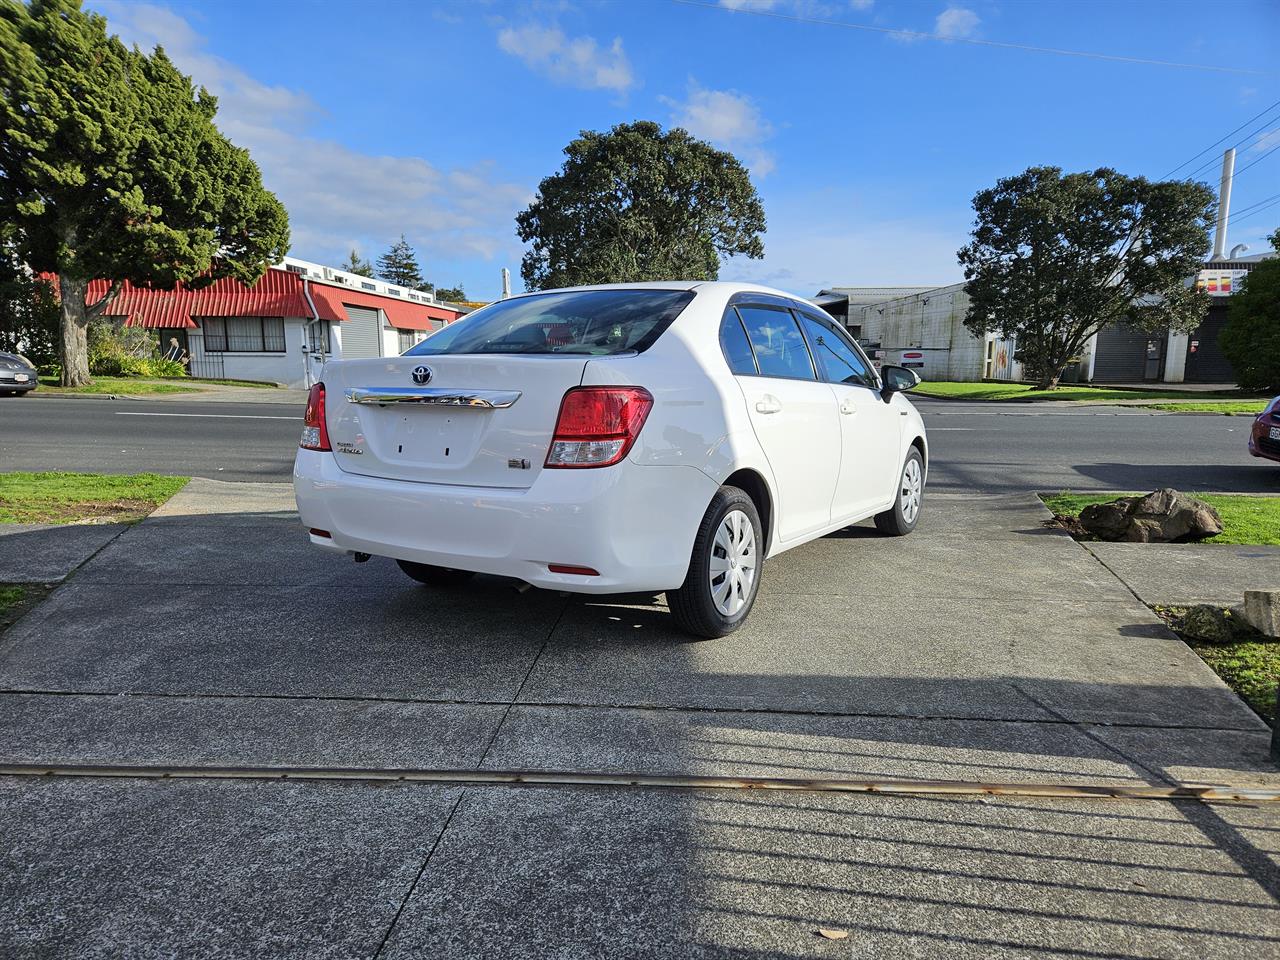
201;317;286;353
734;306;816;380
361;281;376;291
796;312;876;388
385;288;400;297
308;320;331;355
285;264;306;275
719;308;757;375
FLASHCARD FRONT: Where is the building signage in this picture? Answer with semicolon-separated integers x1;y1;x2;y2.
1195;269;1247;296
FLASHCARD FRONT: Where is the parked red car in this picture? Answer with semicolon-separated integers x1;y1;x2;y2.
1248;397;1280;463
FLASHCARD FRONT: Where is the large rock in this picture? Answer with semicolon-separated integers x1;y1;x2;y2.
1241;590;1280;637
1079;489;1224;543
1181;605;1234;644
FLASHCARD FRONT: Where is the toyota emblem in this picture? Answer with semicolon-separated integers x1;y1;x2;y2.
411;365;432;385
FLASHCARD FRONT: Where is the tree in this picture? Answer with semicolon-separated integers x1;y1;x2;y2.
1220;229;1280;390
434;285;466;303
341;249;373;277
376;235;427;290
515;120;766;291
958;166;1214;389
0;0;289;386
0;234;59;369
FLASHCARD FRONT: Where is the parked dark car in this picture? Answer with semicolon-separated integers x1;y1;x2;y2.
1248;397;1280;463
0;352;38;396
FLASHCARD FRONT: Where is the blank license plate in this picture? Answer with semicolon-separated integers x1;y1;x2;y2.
1270;426;1280;441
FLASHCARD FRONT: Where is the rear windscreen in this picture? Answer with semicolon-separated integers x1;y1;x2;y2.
404;289;695;357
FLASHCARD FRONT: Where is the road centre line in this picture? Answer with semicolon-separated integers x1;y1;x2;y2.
114;411;297;420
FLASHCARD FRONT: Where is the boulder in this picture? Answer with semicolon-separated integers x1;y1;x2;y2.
1180;605;1234;644
1241;590;1280;637
1078;489;1224;543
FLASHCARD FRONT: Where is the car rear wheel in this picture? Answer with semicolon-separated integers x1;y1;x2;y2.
396;559;476;586
668;485;762;639
875;447;924;536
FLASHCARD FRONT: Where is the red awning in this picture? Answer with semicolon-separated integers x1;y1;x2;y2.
83;269;312;329
306;282;462;331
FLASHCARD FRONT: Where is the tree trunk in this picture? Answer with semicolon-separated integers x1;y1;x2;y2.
58;275;92;387
1035;374;1061;390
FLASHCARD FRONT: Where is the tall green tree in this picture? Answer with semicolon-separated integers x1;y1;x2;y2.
1220;229;1280;390
341;249;373;277
516;120;766;291
958;166;1214;389
433;285;466;303
0;233;59;369
0;0;289;386
376;235;428;291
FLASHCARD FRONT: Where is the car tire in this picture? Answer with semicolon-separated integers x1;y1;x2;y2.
668;485;763;639
875;447;925;536
396;559;476;586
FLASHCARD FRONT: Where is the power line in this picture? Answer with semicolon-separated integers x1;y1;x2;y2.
1163;98;1280;178
1233;139;1280;179
1231;191;1280;217
669;0;1267;75
1231;195;1280;227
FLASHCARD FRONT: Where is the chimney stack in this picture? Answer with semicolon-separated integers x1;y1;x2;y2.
1212;148;1235;261
501;267;511;300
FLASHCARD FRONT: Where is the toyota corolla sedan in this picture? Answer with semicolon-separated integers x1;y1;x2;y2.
1248;396;1280;463
0;352;38;395
294;282;928;637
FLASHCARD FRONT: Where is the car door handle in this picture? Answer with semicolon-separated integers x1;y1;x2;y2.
755;396;782;414
840;399;857;415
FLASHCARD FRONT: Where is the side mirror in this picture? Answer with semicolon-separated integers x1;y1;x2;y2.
880;364;920;399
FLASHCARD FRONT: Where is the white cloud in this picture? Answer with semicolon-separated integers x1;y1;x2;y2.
934;6;980;39
718;0;779;10
497;24;634;92
1251;129;1280;153
849;0;874;10
663;82;776;177
94;2;530;277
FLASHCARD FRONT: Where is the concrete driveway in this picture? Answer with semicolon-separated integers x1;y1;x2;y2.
1;479;1277;958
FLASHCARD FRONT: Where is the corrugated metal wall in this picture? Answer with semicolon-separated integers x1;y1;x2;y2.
1092;324;1153;382
1184;304;1236;383
852;283;984;380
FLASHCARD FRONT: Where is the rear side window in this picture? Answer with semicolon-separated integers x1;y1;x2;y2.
404;289;695;357
719;309;757;375
735;306;816;381
797;312;877;388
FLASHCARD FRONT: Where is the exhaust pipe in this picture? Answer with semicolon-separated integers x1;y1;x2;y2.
351;552;371;563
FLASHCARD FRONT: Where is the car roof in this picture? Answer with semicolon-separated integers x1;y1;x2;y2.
504;280;817;304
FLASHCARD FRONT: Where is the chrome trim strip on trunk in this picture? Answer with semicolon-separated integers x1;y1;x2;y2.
344;386;522;408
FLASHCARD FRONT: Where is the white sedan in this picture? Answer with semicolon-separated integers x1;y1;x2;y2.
294;282;927;637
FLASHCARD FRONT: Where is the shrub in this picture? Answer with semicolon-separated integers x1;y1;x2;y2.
1221;233;1280;391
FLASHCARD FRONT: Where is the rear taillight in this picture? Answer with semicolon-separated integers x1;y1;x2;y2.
545;386;653;468
300;383;331;451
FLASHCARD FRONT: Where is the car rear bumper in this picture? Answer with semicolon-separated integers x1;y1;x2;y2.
293;449;718;593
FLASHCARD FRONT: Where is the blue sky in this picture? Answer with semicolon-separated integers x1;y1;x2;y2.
90;0;1279;301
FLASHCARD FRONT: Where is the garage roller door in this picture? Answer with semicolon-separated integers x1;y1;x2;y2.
340;304;382;359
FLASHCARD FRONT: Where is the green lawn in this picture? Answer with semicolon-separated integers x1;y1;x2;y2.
1041;492;1280;546
1132;400;1268;415
912;381;1253;403
1192;639;1280;723
0;471;189;524
37;375;198;395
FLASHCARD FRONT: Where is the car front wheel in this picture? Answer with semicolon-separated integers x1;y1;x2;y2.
396;559;476;586
668;485;762;639
875;447;924;536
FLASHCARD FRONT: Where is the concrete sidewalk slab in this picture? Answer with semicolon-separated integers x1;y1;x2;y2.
1086;541;1280;606
0;523;127;582
0;693;504;769
519;593;1262;728
0;580;562;702
147;476;297;521
382;784;1280;960
0;776;460;959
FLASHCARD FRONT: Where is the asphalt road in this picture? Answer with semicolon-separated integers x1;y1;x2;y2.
0;394;1271;492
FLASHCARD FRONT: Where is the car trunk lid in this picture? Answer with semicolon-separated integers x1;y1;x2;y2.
323;355;588;488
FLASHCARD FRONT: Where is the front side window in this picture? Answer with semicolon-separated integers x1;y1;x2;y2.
735;306;816;381
404;289;694;357
797;313;876;388
201;317;286;353
719;309;757;375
